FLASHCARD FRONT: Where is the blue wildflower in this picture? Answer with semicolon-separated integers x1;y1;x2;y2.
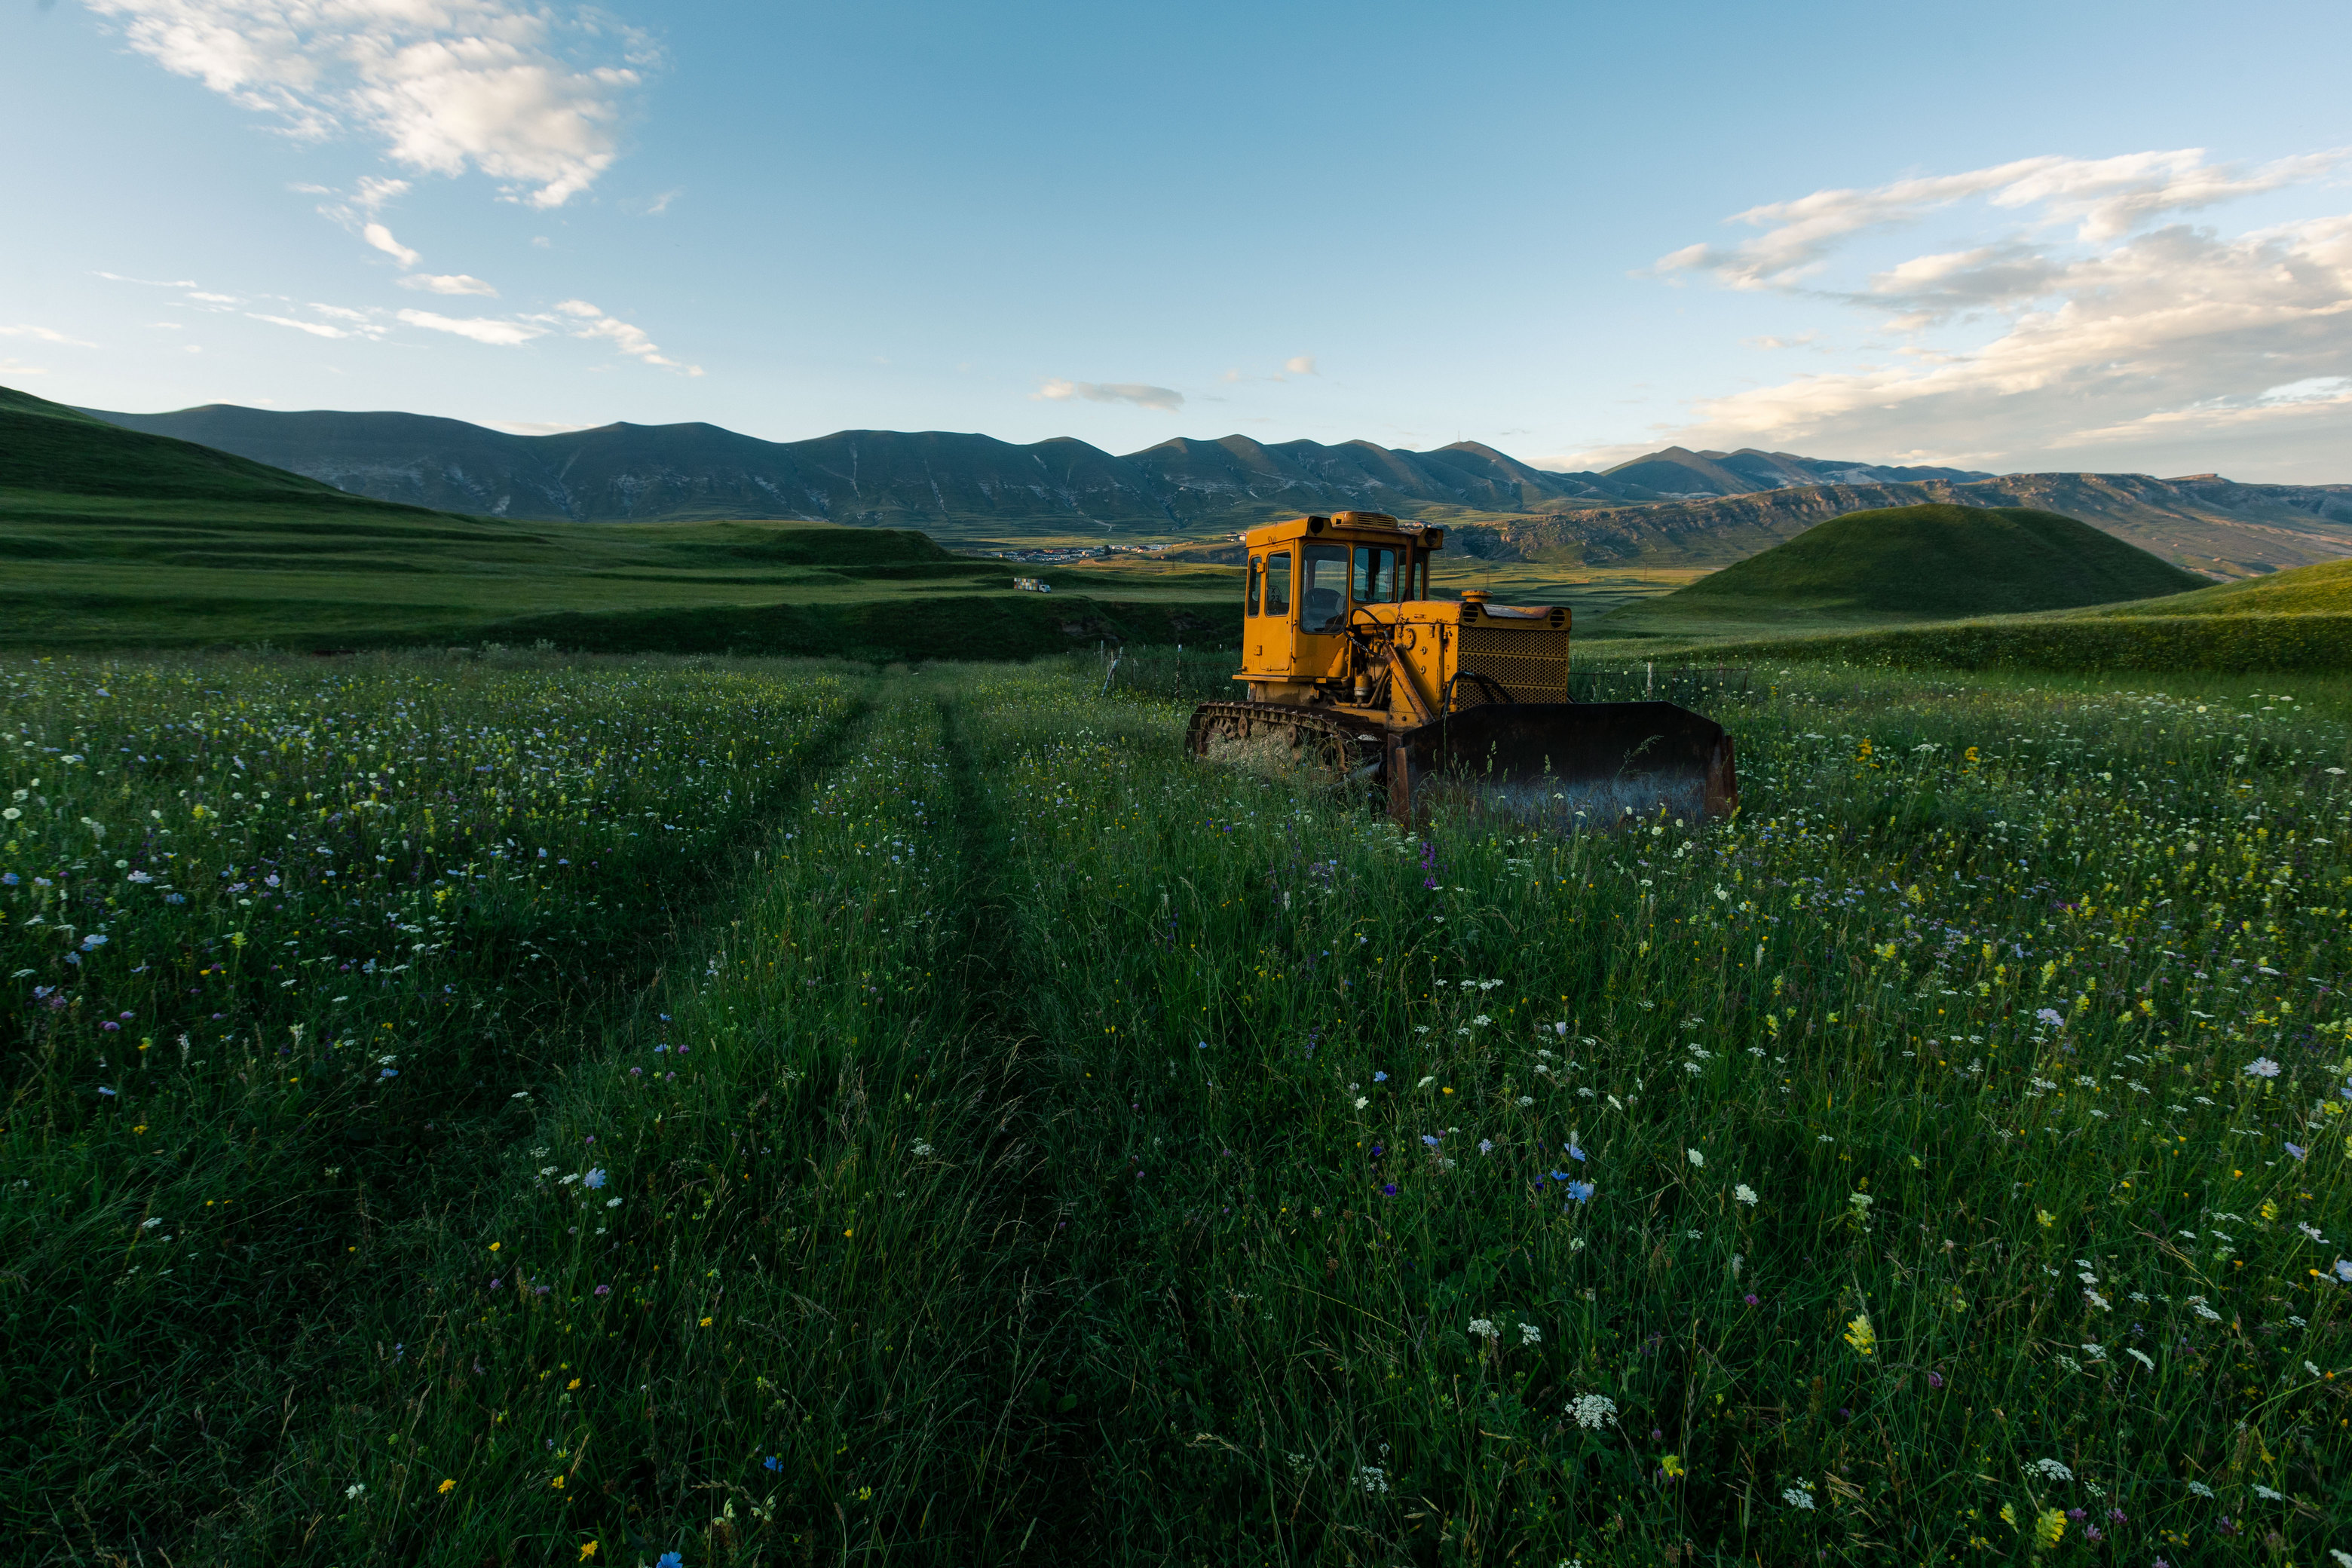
1564;1181;1595;1204
1421;1135;1440;1147
657;1554;684;1568
583;1168;607;1189
1380;1182;1398;1197
2286;1142;2307;1162
1565;1144;1585;1162
1373;1071;1387;1083
763;1455;781;1472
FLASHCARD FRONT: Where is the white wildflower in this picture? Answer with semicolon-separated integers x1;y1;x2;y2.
1734;1184;1758;1206
1568;1392;1617;1430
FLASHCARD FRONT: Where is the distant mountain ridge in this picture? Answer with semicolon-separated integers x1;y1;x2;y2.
68;394;2352;576
81;403;1668;533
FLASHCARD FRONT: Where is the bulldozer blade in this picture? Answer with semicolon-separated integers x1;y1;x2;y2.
1388;701;1738;828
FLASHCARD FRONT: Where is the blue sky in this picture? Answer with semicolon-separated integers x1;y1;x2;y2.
5;0;2350;479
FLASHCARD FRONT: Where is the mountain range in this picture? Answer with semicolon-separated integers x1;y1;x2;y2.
68;398;2352;577
83;403;1995;530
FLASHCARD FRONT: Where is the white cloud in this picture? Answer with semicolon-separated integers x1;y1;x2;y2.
1;358;50;376
1284;354;1318;375
96;271;200;286
361;222;420;266
2257;375;2352;405
552;298;700;373
0;325;99;348
479;418;586;434
1637;150;2352;471
1652;148;2344;292
1035;378;1184;411
249;311;351;338
396;307;545;346
85;0;654;207
398;271;498;296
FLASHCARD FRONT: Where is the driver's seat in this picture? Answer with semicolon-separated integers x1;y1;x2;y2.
1303;586;1343;632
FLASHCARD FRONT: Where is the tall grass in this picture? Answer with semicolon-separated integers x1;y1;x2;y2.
4;652;2345;1564
964;664;2350;1563
0;653;854;1557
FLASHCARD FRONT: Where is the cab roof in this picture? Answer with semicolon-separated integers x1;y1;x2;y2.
1239;511;1442;550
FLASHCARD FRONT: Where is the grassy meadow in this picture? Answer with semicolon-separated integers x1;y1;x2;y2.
3;649;2348;1566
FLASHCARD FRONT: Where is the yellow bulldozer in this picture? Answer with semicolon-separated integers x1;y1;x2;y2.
1184;510;1738;826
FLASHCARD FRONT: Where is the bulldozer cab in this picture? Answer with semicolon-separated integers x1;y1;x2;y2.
1239;513;1438;696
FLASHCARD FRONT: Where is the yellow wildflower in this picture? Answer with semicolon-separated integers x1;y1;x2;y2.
2035;1508;2065;1547
1843;1312;1876;1357
437;1478;455;1495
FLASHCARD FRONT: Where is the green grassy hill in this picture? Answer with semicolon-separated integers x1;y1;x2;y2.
0;384;1239;657
1596;555;2352;674
2086;556;2352;617
1597;503;2207;639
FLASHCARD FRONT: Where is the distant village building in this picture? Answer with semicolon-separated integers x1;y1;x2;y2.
1012;576;1052;593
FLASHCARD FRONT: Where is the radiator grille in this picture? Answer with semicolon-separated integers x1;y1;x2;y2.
1455;625;1570;706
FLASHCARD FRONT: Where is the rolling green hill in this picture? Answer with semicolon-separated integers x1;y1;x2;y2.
1589;547;2352;674
0;385;1237;657
1595;503;2207;640
2086;556;2352;617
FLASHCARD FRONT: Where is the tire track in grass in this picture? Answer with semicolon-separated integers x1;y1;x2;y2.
0;658;862;1564
321;691;1065;1566
933;690;1104;1556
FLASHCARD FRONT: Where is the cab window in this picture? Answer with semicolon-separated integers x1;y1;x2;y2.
1352;545;1397;604
1245;556;1263;615
1300;543;1349;632
1263;551;1291;617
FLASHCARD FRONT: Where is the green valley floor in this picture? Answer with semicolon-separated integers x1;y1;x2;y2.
2;651;2347;1566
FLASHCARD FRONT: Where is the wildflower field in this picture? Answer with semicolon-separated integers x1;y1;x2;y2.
4;650;2348;1566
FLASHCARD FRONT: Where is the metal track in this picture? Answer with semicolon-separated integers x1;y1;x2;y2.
1184;701;1383;786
